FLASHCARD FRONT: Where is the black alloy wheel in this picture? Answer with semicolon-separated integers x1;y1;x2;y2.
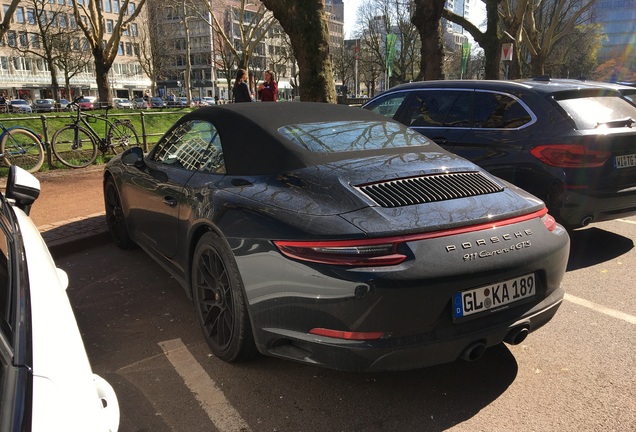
104;177;135;249
192;232;257;362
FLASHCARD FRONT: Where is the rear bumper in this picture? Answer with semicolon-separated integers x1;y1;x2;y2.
556;189;636;227
259;287;564;372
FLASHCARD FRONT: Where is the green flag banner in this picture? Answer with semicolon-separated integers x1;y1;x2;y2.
385;33;397;77
461;42;471;76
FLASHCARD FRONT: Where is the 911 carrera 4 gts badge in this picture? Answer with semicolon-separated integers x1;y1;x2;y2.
444;229;533;261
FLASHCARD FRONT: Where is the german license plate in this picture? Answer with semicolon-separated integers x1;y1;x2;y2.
452;274;535;319
615;154;636;169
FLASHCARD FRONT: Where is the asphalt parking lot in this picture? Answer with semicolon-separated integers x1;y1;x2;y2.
61;223;636;431
18;167;636;431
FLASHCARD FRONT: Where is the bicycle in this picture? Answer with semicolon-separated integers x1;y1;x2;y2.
50;97;140;168
0;122;45;173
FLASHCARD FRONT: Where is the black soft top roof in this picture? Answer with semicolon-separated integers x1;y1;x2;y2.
180;102;408;175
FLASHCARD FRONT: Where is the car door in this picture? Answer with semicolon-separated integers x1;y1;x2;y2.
395;89;473;150
449;89;535;183
0;202;31;431
121;120;221;258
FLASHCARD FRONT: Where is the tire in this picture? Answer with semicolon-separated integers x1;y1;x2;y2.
104;177;135;249
51;125;98;168
0;128;44;173
192;232;257;362
108;120;139;154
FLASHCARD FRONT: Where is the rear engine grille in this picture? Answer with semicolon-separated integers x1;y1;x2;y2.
356;172;504;208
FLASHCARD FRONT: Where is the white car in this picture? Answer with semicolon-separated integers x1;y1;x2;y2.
0;166;119;431
113;98;133;109
8;99;33;113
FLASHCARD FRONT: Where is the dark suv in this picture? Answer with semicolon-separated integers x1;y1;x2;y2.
362;78;636;229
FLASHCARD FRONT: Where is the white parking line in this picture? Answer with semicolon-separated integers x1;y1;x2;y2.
564;293;636;325
616;218;636;224
159;339;251;432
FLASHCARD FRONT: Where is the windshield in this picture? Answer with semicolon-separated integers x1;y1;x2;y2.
278;120;431;153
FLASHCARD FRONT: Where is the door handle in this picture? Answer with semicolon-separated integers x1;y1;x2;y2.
163;196;177;207
432;137;448;145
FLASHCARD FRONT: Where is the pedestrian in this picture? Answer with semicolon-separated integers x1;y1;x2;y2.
232;69;252;103
257;70;278;102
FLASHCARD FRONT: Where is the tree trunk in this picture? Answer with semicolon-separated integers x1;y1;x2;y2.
261;0;336;103
412;0;445;81
93;49;112;105
482;0;502;80
47;57;61;101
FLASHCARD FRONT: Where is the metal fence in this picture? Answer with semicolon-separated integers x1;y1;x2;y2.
0;109;188;170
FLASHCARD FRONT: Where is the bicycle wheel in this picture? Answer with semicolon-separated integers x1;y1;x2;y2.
51;125;98;168
0;128;45;173
108;120;139;154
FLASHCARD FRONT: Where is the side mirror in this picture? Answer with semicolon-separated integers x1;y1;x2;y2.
5;165;40;215
121;146;146;169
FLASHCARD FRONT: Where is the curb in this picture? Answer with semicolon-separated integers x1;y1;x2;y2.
40;212;111;257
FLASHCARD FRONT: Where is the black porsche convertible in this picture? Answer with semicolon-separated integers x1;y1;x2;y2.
104;102;570;372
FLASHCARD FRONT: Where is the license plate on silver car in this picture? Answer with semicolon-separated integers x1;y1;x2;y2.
452;274;535;319
615;154;636;169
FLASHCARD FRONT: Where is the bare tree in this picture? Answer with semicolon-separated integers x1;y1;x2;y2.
11;0;81;101
198;0;275;96
523;0;597;76
0;0;21;39
53;34;93;101
71;0;147;104
355;0;419;88
543;22;603;78
134;1;174;96
331;43;356;94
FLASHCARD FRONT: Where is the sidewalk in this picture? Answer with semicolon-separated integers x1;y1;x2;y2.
1;165;110;256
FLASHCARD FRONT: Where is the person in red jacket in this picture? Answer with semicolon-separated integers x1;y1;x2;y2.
257;70;278;102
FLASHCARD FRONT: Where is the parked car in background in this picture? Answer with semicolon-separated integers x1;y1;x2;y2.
33;98;56;113
0;166;120;431
113;98;133;109
362;78;636;230
176;96;191;107
149;97;167;108
133;98;148;109
192;97;209;107
77;96;96;110
8;99;33;113
203;97;216;105
104;103;569;372
59;98;70;110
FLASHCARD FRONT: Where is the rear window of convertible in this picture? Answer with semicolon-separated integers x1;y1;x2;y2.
278;121;430;153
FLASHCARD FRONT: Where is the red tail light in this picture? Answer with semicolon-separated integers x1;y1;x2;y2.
530;144;610;168
274;209;554;267
309;328;384;340
541;213;557;231
273;239;407;267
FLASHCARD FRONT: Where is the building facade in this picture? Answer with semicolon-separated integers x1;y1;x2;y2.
593;0;636;73
0;1;149;102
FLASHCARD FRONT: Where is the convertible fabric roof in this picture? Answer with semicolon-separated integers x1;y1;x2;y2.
180;102;405;176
